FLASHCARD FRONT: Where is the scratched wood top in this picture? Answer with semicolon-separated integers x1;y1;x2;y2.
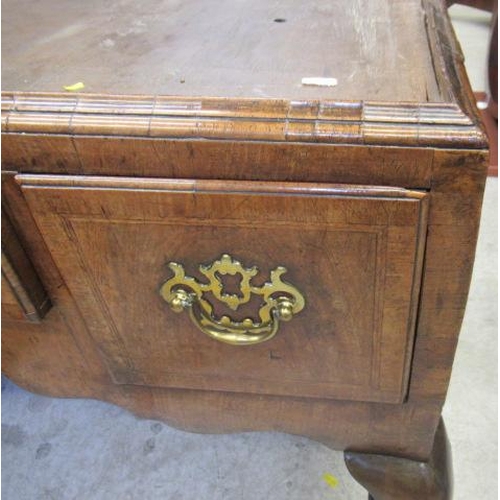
2;0;442;102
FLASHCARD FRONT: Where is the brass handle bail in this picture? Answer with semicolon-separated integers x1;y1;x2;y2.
160;254;305;346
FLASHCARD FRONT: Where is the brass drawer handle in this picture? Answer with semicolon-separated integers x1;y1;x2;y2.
160;254;305;346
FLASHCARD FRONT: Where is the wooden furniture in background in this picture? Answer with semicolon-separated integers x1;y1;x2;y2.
1;1;489;498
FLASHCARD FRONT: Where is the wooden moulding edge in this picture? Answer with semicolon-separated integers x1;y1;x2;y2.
1;91;488;149
422;0;489;148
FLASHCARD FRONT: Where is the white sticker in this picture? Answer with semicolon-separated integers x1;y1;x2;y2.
301;77;338;87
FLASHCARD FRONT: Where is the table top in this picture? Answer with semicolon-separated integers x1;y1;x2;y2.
3;0;440;102
1;0;487;150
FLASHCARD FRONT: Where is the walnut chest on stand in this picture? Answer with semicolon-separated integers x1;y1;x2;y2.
1;1;489;498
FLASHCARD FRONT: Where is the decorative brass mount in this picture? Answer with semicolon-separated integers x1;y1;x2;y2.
159;254;305;346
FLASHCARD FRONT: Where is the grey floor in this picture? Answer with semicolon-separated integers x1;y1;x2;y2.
2;6;497;500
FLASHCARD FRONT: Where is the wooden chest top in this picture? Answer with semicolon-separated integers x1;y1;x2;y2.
3;0;441;102
2;0;486;149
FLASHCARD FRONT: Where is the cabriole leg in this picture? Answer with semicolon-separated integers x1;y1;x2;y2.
344;418;452;500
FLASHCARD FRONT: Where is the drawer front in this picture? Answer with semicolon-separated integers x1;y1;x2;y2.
19;175;427;404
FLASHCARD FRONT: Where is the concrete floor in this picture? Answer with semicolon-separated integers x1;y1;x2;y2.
2;6;497;500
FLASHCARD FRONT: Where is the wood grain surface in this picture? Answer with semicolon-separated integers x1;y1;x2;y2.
1;92;487;149
18;175;428;404
1;0;488;150
1;135;436;187
2;0;439;102
0;2;490;496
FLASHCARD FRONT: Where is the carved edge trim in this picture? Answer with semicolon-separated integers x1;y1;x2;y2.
1;90;487;149
422;0;488;145
15;174;428;199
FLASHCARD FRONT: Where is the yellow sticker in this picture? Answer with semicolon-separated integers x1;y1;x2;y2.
322;472;339;489
63;82;85;92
